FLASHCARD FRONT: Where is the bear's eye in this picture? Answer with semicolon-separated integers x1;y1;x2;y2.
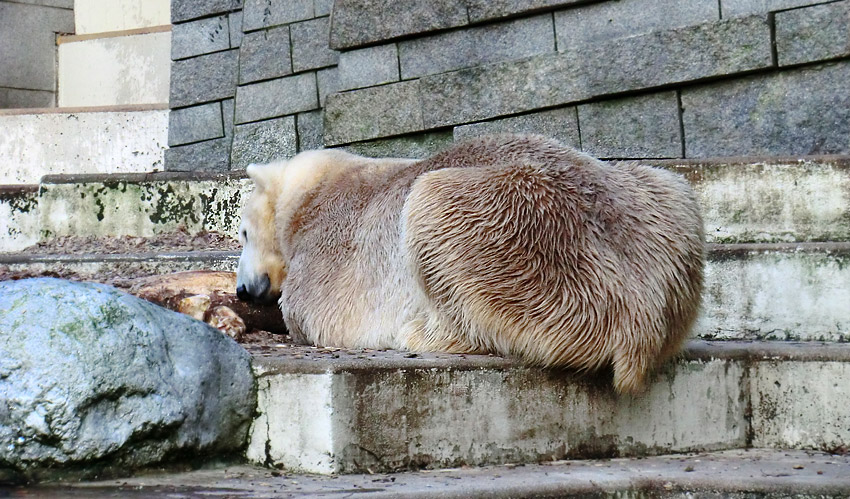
241;229;248;241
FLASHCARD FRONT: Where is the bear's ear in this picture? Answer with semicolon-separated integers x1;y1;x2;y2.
246;163;272;192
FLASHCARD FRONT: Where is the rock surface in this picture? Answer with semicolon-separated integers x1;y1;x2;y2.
0;278;256;483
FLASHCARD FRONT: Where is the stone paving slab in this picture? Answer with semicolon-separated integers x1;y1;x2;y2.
16;449;850;497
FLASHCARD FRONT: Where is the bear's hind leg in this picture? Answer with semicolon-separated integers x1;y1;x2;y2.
403;311;487;355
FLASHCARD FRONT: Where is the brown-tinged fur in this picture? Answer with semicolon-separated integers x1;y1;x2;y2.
236;135;705;394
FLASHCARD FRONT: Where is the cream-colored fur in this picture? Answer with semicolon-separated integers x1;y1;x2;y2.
237;135;705;394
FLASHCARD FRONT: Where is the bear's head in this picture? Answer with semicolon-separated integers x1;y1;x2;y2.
236;161;287;305
236;150;354;305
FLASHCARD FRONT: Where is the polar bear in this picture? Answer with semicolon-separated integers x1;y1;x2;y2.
236;135;704;394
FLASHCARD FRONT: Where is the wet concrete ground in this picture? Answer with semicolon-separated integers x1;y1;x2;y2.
5;449;850;498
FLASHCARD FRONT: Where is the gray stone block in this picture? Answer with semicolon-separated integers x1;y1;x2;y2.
291;17;339;73
681;62;850;157
721;0;826;18
239;25;292;84
228;11;244;47
0;87;54;108
554;0;719;53
329;0;468;50
314;0;333;16
453;108;580;149
172;0;242;23
578;91;682;159
466;0;584;22
339;131;454;158
337;44;400;91
324;80;424;145
0;279;255;483
235;72;318;124
775;1;850;67
420;15;772;129
168;102;225;147
165;138;232;172
317;66;342;106
171;15;230;60
242;0;313;31
170;49;239;108
231;116;297;169
0;3;73;91
297;110;324;151
399;14;555;79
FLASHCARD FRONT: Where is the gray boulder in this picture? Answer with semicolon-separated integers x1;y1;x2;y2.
0;278;256;483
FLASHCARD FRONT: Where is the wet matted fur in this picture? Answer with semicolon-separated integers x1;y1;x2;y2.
236;135;705;394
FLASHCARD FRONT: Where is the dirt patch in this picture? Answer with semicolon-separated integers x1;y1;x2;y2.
23;226;241;255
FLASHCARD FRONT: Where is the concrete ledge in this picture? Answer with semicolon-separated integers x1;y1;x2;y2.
662;157;850;243
38;175;251;240
0;108;168;184
247;341;850;474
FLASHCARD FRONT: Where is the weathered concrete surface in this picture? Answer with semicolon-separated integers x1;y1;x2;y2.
0;108;168;184
248;347;748;473
37;173;251;240
73;0;170;34
22;449;850;497
663;158;850;243
0;278;256;483
752;361;850;452
0;186;39;253
58;31;172;107
699;244;850;342
245;341;850;474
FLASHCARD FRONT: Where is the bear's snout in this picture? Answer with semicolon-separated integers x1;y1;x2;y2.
236;274;275;304
236;284;252;302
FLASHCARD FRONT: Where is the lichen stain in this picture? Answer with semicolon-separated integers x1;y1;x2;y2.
147;184;199;227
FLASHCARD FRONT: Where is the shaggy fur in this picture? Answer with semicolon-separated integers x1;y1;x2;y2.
236;135;705;394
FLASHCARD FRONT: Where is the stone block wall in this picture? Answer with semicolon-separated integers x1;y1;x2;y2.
0;0;74;108
166;0;850;171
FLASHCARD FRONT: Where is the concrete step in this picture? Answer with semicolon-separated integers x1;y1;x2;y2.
57;28;171;108
0;105;168;184
4;156;848;242
37;171;249;240
23;449;850;497
0;185;39;253
244;340;850;474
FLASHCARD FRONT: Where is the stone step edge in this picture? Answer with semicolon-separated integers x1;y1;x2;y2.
0;103;169;117
2;242;847;262
47;449;850;498
251;339;850;376
0;251;239;265
56;24;172;45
